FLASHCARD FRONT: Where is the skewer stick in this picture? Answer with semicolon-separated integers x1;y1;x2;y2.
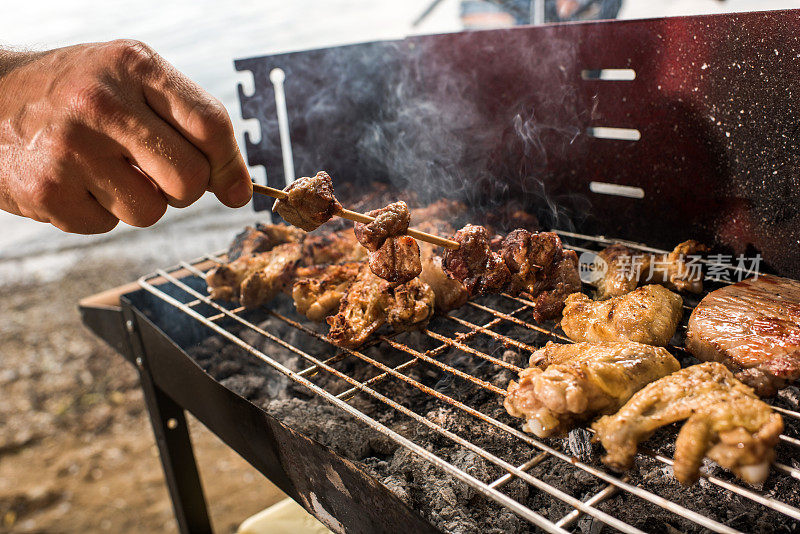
252;183;460;250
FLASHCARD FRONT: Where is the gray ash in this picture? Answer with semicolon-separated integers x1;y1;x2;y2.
187;296;800;534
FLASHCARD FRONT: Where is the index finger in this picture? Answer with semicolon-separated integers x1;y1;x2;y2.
118;41;253;208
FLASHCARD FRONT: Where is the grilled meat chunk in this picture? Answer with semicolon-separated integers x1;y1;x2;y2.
686;274;800;396
206;243;303;309
593;244;644;300
292;262;363;321
368;235;422;285
561;285;683;346
443;226;579;320
326;266;434;348
273;171;343;231
354;201;421;284
355;201;411;251
500;230;581;321
592;362;783;485
505;342;679;438
443;224;510;295
227;223;305;261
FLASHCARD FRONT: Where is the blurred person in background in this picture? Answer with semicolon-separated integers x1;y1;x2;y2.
459;0;623;28
0;40;254;235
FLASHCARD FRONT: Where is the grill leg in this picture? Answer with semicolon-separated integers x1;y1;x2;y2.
139;367;213;534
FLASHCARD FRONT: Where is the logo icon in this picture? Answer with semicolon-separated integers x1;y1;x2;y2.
579;251;608;284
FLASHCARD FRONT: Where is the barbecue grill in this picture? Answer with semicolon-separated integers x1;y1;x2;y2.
80;9;800;534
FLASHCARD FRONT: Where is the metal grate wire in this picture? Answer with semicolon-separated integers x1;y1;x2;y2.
138;231;800;534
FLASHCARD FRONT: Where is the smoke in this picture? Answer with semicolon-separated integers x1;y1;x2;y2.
250;27;592;232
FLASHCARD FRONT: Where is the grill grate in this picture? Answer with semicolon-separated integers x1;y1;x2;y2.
138;231;800;534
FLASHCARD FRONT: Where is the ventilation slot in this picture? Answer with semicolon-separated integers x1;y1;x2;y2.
587;127;641;141
581;68;636;80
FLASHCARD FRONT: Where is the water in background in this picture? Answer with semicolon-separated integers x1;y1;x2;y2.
0;0;795;285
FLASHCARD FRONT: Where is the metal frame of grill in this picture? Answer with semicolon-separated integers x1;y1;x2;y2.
118;230;800;534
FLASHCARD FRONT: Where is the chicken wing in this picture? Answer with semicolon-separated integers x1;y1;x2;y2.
292;262;363;321
644;239;707;293
300;227;367;266
326;266;434;348
227;223;305;261
420;254;469;312
593;244;644;300
594;240;707;298
592;362;783;485
206;243;303;309
273;171;343;231
505;342;679;438
560;285;683;346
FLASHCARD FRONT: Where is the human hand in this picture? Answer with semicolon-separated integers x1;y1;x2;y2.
0;40;252;233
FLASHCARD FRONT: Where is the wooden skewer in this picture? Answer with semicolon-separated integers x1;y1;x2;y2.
252;183;460;250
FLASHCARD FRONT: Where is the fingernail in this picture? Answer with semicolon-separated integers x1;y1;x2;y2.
226;181;252;207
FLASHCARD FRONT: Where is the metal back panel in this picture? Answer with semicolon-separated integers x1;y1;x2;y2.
235;9;800;278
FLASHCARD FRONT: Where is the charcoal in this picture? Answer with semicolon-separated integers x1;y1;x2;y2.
185;296;800;534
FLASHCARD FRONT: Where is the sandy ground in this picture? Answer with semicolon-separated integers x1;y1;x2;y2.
0;258;287;533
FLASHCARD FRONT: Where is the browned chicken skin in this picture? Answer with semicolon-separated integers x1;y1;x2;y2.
645;239;708;293
505;342;679;437
227;223;305;261
594;240;707;299
686;274;800;396
593;244;644;300
326;266;434;349
355;201;422;285
300;226;367;266
561;285;683;346
292;262;363;321
206;243;303;309
273;171;343;231
592;362;783;485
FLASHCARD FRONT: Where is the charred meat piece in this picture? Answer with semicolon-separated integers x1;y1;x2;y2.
227;223;305;261
368;235;422;285
643;239;707;293
326;266;434;349
686;274;800;396
355;201;410;251
273;171;343;231
500;230;581;321
292;262;363;321
206;243;303;309
505;341;679;438
442;224;510;296
593;244;644;300
355;201;421;284
300;227;367;266
561;285;683;346
592;362;782;485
